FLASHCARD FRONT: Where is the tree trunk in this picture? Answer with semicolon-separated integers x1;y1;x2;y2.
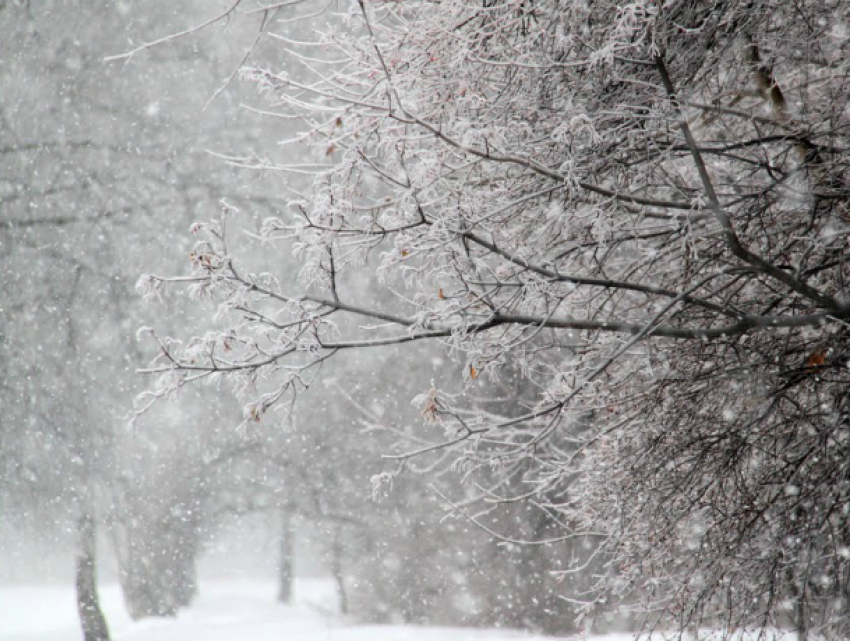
278;510;294;604
75;510;110;641
794;584;808;641
330;526;348;614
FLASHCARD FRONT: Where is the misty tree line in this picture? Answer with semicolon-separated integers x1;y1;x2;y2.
2;1;850;641
0;0;263;633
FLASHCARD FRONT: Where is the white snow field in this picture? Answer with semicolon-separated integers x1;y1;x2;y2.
1;578;803;641
0;578;578;641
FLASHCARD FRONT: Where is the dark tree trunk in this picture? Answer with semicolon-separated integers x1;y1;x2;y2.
75;511;110;641
278;510;294;604
792;580;808;641
330;526;348;614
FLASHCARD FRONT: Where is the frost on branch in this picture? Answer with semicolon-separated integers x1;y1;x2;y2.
140;0;850;636
135;274;163;302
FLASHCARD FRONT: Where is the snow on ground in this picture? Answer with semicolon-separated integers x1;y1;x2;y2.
0;578;584;641
0;578;802;641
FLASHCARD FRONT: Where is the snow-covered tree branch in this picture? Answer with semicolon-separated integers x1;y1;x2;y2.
141;0;850;636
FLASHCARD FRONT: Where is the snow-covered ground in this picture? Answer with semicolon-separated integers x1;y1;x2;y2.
1;578;804;641
0;578;584;641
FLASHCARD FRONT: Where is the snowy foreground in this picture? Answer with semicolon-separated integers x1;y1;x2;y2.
0;578;574;641
0;578;799;641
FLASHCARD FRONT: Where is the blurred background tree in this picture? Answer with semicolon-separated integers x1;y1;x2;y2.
0;1;275;636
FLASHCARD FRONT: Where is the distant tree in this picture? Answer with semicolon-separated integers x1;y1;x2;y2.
0;0;280;636
140;0;850;637
107;413;267;619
